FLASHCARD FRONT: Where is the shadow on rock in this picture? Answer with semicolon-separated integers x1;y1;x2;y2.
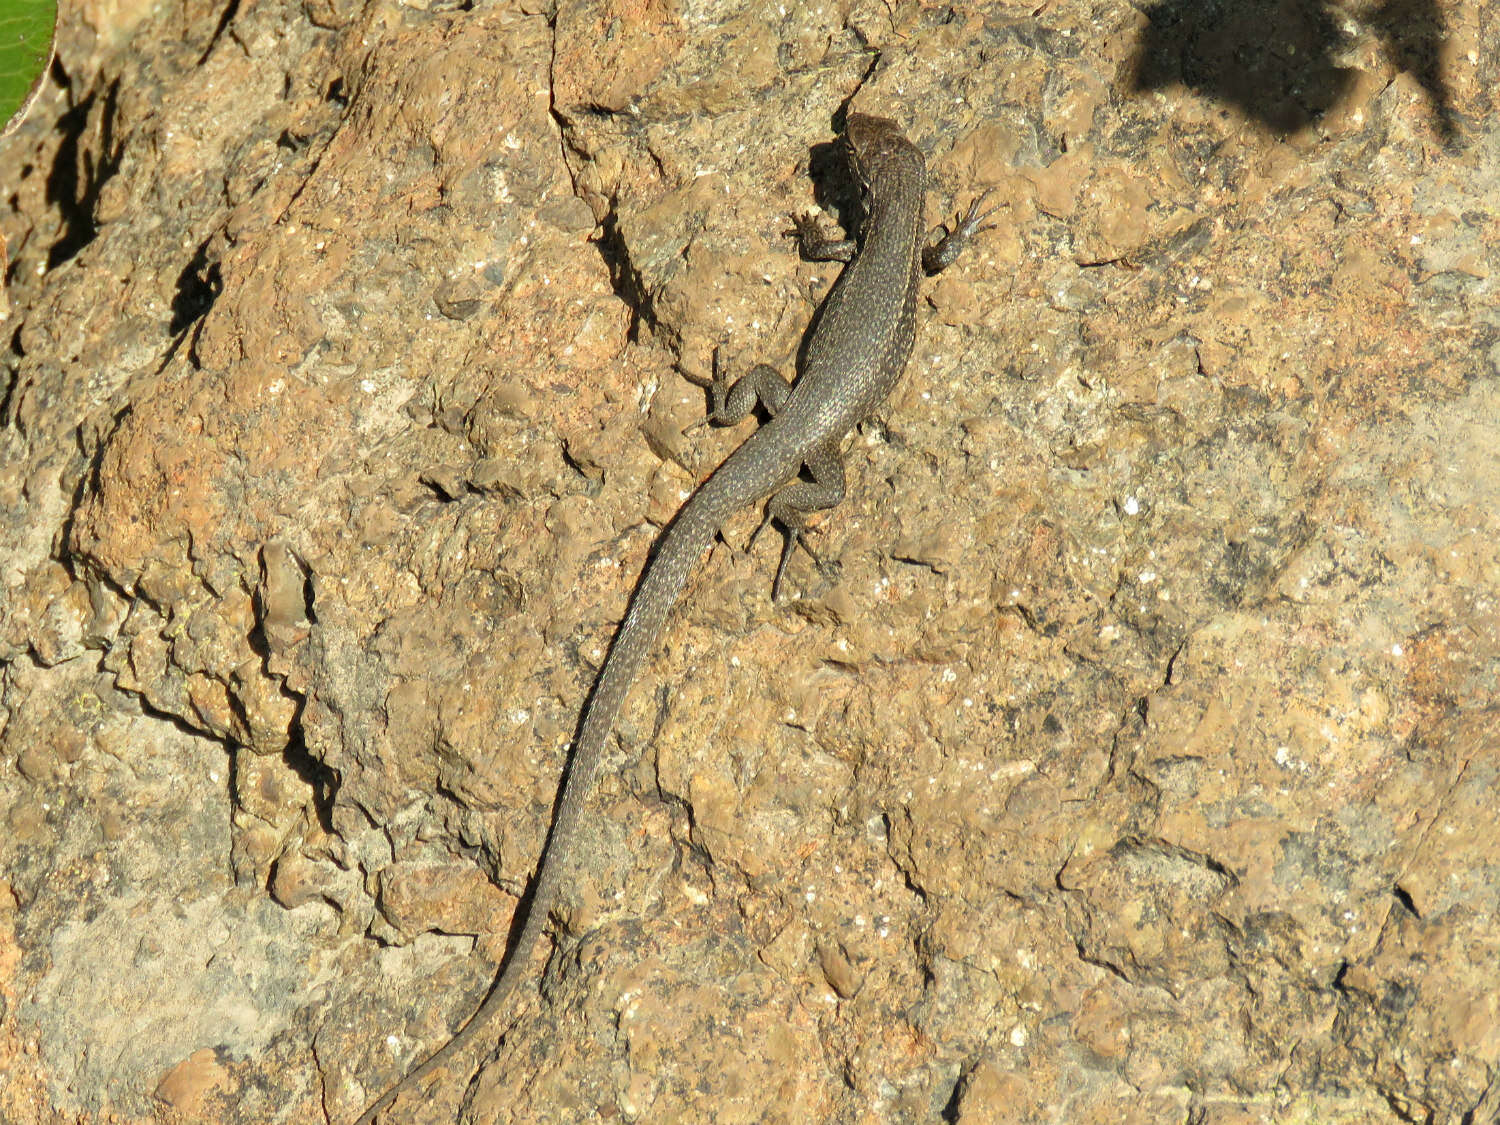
1130;0;1455;141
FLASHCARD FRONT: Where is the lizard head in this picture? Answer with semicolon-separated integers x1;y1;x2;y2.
843;113;923;189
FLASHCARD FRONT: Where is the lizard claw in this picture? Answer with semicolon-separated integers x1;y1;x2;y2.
746;507;776;556
955;187;1003;238
746;511;802;601
763;520;823;602
785;212;821;243
684;344;733;434
923;187;1003;274
772;530;799;602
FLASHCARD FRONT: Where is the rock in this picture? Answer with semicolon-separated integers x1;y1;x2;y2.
1;0;1496;1122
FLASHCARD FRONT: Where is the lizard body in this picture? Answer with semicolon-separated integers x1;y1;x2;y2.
355;112;994;1124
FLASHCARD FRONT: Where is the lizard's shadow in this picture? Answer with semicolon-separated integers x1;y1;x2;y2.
793;127;865;375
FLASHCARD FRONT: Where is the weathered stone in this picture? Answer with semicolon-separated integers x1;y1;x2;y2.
1;1;1495;1122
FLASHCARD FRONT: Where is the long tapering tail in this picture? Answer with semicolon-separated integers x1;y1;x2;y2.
354;430;799;1123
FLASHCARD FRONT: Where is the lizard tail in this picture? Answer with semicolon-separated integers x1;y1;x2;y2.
354;439;797;1123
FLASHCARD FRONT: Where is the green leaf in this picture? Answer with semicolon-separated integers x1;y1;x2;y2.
0;0;57;140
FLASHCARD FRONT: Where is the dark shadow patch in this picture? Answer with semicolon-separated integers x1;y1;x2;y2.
940;1072;964;1124
169;238;224;336
1130;0;1356;135
46;71;124;269
1367;0;1458;143
592;205;656;342
0;326;24;425
283;724;338;835
1131;0;1461;142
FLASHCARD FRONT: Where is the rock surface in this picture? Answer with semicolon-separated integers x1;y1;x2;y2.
1;1;1496;1123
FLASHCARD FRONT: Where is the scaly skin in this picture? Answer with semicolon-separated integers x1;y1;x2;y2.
354;112;995;1124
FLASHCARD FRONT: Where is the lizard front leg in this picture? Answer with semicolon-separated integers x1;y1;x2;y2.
789;211;857;263
923;189;1001;274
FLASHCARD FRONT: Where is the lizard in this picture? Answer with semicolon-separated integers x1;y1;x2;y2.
354;111;997;1124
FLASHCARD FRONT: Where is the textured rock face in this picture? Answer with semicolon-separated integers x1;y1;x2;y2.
1;1;1496;1123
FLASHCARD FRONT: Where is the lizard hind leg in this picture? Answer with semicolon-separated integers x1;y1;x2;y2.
683;349;792;435
709;354;793;425
762;438;846;600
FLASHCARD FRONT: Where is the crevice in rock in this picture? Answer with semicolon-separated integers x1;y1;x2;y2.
46;72;124;270
196;0;241;67
593;205;657;343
